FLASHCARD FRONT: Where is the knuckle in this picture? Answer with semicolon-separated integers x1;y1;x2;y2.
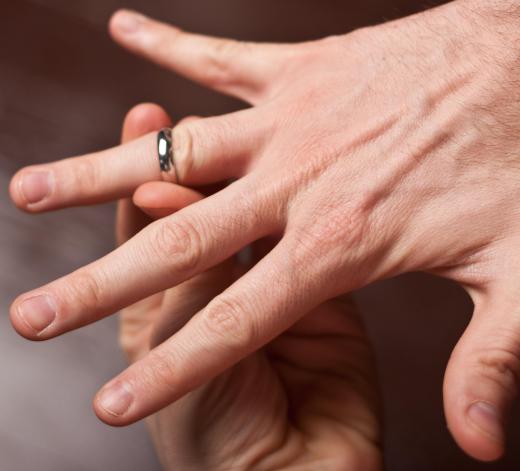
144;349;180;393
154;24;183;55
193;118;227;162
71;158;100;195
67;270;104;313
200;297;254;352
210;38;241;63
206;38;244;86
174;117;238;179
476;347;520;392
152;217;203;276
286;198;372;293
236;173;278;219
292;200;369;259
290;225;324;262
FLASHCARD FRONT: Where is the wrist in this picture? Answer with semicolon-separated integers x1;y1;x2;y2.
450;0;520;65
456;0;520;28
474;0;520;13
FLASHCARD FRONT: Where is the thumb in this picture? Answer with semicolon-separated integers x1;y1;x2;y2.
444;291;520;461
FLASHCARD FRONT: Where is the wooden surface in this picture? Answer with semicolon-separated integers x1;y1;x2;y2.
1;1;519;470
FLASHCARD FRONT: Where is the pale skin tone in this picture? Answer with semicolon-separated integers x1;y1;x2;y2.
119;104;382;471
8;0;520;464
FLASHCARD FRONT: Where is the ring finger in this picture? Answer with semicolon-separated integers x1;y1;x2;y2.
10;107;265;212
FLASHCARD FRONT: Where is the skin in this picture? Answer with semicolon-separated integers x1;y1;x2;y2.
117;103;382;470
8;0;520;462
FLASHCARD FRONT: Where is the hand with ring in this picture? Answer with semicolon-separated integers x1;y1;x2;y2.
117;103;382;470
9;1;520;462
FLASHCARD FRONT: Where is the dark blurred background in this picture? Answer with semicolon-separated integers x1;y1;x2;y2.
1;1;518;470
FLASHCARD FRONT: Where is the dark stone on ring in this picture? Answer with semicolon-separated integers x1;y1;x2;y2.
158;128;174;172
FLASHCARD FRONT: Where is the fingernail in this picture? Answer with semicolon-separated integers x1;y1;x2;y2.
98;382;133;417
113;10;144;34
467;402;504;442
20;171;53;205
17;294;57;333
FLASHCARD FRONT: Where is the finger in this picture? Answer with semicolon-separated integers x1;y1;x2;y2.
109;10;293;104
122;103;172;143
10;109;260;212
133;181;204;219
177;115;201;126
117;103;172;245
10;178;280;340
168;107;266;185
149;260;236;349
133;177;232;352
444;291;520;461
92;237;323;425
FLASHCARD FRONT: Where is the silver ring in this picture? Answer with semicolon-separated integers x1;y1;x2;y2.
157;128;179;183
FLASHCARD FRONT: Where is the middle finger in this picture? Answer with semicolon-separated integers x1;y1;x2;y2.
10;177;279;340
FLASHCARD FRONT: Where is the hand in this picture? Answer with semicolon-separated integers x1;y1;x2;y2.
114;103;218;364
117;104;382;470
9;0;520;461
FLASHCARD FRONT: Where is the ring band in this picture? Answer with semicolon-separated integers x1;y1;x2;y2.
158;128;179;182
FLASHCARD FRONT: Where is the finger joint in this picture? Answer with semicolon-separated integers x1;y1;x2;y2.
152;217;203;277
476;347;520;394
71;157;101;197
67;270;104;315
205;38;244;88
200;297;254;353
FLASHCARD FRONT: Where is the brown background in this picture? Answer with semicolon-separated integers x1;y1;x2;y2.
1;1;519;470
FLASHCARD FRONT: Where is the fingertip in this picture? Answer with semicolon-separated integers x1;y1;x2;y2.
444;372;506;462
9;169;24;209
133;181;173;206
443;312;511;463
9;167;55;213
466;402;506;461
447;409;505;462
122;103;172;142
109;9;183;62
9;168;35;211
123;102;170;127
93;399;130;427
109;9;145;42
132;182;179;219
108;9;121;36
93;380;139;427
9;295;48;342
